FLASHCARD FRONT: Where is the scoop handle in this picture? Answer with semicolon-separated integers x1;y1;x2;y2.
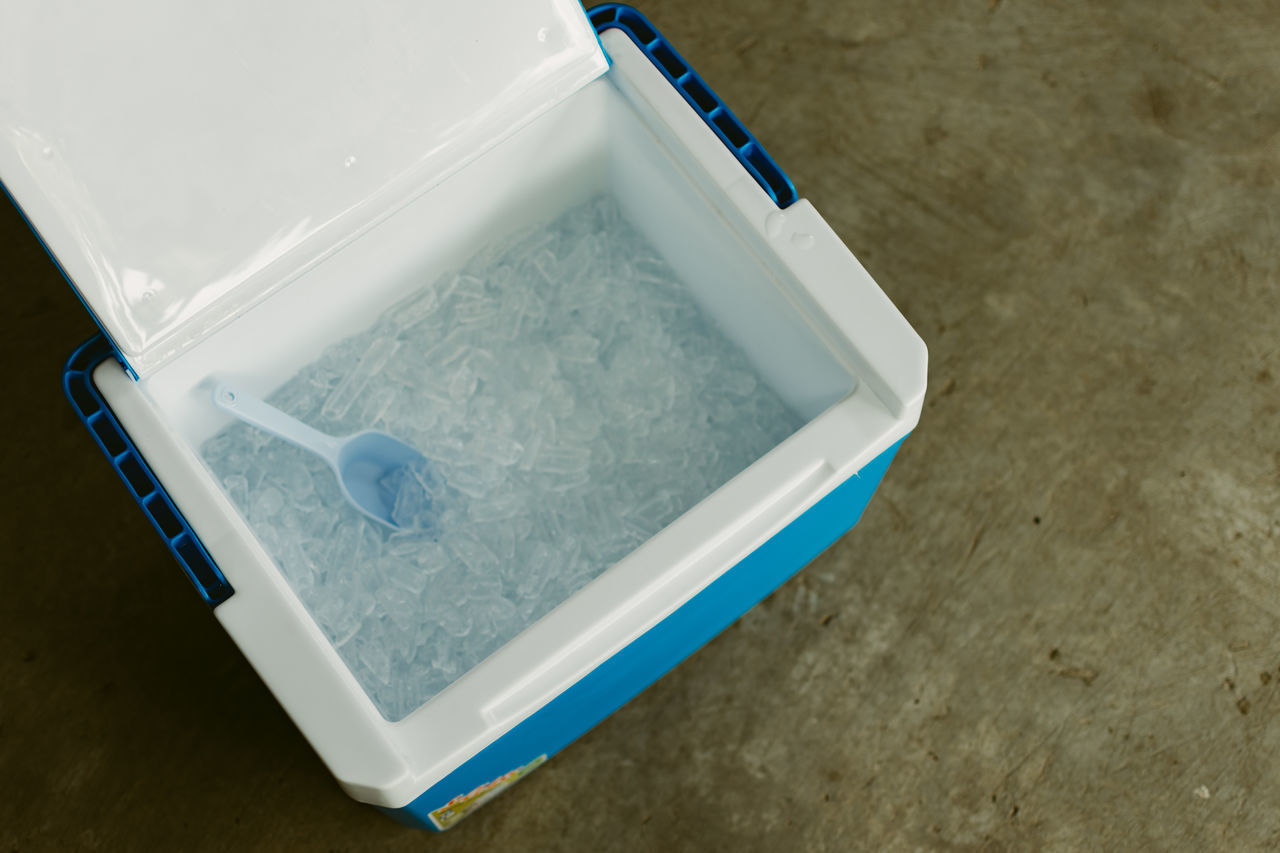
212;383;343;466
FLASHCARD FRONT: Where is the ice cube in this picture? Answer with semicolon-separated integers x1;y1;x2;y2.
381;461;445;533
444;463;503;500
376;584;419;632
554;333;601;364
356;640;393;686
533;446;590;475
470;434;524;467
249;486;284;520
322;336;400;420
435;607;473;639
454;297;499;326
391;287;440;331
222;473;249;508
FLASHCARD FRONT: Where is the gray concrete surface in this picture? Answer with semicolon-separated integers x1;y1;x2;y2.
2;1;1278;850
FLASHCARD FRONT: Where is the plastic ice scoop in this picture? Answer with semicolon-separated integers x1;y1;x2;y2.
211;383;436;531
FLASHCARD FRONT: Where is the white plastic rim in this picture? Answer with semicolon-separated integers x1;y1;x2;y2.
92;31;926;809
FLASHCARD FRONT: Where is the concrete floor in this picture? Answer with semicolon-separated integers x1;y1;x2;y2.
3;1;1278;850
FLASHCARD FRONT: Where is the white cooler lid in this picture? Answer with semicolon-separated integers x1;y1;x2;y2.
0;0;607;375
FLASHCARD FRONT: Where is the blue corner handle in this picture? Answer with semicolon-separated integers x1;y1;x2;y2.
588;4;799;209
63;337;233;607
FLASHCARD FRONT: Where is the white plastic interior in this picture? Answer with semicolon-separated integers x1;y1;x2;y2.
93;32;926;808
0;0;606;376
142;83;858;439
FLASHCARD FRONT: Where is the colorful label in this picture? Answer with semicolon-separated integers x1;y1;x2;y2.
429;754;548;830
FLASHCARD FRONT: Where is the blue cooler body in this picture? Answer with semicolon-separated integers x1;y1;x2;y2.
7;3;925;830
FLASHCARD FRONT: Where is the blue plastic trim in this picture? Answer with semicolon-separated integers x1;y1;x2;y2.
63;336;233;607
1;179;136;378
588;4;799;210
381;436;905;830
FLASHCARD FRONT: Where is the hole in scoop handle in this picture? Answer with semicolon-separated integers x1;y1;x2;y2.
211;382;343;465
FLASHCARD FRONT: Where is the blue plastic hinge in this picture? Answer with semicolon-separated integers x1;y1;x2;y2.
588;4;799;209
63;336;233;607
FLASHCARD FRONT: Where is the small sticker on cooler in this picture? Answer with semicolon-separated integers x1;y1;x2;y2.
429;754;548;830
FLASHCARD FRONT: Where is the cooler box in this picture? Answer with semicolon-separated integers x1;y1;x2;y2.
2;2;926;830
